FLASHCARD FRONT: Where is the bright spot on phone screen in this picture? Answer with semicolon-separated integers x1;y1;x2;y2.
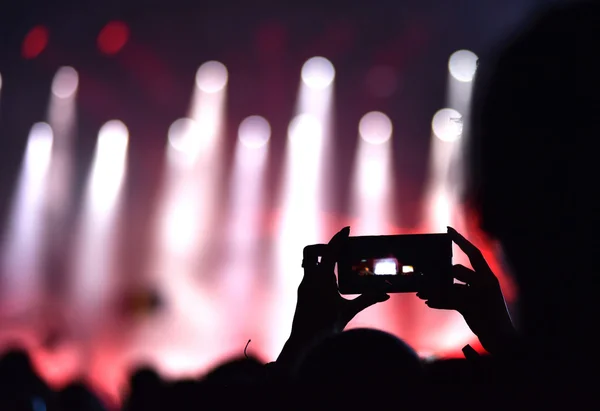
374;259;397;275
402;265;414;273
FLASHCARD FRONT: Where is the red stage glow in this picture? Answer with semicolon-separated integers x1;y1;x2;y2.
22;26;49;59
0;207;513;404
98;21;130;55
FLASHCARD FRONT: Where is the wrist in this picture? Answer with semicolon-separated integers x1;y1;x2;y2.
276;330;333;372
276;335;309;369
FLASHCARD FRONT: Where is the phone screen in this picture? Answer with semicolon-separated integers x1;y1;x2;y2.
338;234;452;294
352;257;415;276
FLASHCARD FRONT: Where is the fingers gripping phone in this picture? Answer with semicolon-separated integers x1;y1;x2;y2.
304;234;453;294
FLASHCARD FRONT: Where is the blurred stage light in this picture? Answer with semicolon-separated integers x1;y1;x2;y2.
98;21;129;55
351;120;394;229
448;50;478;82
89;120;129;213
141;58;231;375
168;117;200;153
288;113;323;145
348;109;394;334
160;65;227;258
162;196;200;254
432;108;463;142
365;66;398;98
301;57;335;90
195;61;228;93
238;116;271;149
430;188;453;231
51;67;79;99
273;62;335;355
0;72;2;91
441;47;477;233
96;120;129;158
359;111;393;144
0;122;53;303
26;123;54;176
46;71;78;302
22;26;49;59
71;120;129;329
221;115;271;311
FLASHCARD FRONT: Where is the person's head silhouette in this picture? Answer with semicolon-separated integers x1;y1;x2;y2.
295;328;423;385
465;0;600;362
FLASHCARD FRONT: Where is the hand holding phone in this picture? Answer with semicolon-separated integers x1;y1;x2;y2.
277;227;389;371
417;227;517;355
305;233;453;294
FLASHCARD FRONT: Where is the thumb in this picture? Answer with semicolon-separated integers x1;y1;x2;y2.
344;293;390;322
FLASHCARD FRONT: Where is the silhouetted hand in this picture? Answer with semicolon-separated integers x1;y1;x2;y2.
276;227;389;370
417;227;518;355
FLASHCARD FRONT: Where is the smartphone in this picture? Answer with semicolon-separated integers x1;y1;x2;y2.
303;234;453;294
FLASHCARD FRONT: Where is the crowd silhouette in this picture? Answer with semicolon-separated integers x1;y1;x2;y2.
1;0;598;408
